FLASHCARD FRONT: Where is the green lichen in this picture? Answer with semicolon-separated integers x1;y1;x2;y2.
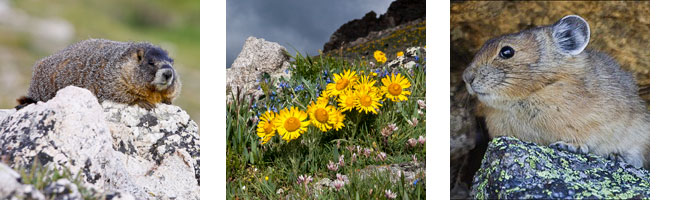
472;136;650;199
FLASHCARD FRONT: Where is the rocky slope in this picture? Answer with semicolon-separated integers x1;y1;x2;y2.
323;0;425;53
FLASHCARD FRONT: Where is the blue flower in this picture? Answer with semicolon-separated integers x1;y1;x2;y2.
285;69;290;74
414;56;419;61
413;179;419;185
294;84;304;92
279;81;289;89
326;77;332;84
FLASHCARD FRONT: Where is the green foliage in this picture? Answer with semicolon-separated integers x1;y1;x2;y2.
15;159;98;199
227;47;426;199
3;0;200;123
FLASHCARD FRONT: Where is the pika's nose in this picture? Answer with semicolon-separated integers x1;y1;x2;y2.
463;70;475;85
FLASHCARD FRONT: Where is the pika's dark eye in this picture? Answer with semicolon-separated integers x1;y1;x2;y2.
499;46;515;59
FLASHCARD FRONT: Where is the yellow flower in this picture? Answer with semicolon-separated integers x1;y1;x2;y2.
274;107;310;142
396;51;404;58
307;100;337;132
326;69;357;97
381;73;412;102
374;50;387;63
356;74;376;91
355;87;382;114
337;90;357;112
265;176;269;181
256;111;276;145
332;109;345;131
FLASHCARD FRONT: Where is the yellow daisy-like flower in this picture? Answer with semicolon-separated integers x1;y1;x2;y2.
316;93;330;105
325;69;357;97
332;109;345;131
307;100;336;132
355;87;382;114
256;111;276;145
274;107;310;142
356;74;376;91
374;50;387;63
337;90;357;112
396;51;404;58
381;73;412;102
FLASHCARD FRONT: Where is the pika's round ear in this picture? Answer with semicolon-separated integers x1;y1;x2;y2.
552;15;590;55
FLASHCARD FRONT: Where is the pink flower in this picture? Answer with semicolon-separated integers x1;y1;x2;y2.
412;154;418;164
377;152;387;161
381;123;399;137
338;155;345;166
418;135;425;145
351;153;357;164
385;189;397;199
417;100;425;109
327;160;338;171
332;180;345;191
407;138;418;148
363;148;372;158
297;174;313;185
336;173;349;183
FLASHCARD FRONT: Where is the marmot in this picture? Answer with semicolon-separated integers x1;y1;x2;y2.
18;39;181;109
462;15;649;169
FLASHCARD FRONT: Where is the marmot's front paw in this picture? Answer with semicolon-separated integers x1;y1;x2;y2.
549;141;589;154
136;101;156;110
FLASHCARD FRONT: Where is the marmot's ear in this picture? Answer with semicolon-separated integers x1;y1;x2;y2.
132;48;145;62
552;15;590;55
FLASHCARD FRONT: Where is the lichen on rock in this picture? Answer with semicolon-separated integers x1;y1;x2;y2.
471;136;649;199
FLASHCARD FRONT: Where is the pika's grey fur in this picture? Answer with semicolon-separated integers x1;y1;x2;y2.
19;39;181;109
462;15;649;169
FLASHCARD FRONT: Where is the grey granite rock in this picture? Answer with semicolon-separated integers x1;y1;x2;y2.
471;136;649;199
227;36;291;102
0;86;199;199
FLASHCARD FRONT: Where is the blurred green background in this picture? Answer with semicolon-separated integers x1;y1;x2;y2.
0;0;200;123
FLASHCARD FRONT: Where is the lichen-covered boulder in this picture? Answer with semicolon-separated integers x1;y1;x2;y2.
471;136;649;199
0;86;199;199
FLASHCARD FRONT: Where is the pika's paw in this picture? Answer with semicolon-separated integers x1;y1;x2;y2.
549;141;589;154
606;153;628;164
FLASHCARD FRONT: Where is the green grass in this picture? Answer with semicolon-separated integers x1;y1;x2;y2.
227;47;426;199
3;0;200;123
14;159;98;199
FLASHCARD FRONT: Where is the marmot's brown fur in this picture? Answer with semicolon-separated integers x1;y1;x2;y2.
462;15;649;169
18;39;181;109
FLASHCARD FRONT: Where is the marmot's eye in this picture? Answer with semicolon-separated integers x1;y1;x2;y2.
499;46;515;59
148;61;155;65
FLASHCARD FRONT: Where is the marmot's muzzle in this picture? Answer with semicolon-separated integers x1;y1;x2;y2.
152;66;175;91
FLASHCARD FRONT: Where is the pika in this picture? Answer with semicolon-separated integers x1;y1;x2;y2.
18;39;180;109
462;15;649;169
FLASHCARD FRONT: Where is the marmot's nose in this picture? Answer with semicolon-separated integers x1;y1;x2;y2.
162;70;173;80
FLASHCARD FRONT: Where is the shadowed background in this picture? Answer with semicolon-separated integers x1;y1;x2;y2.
0;0;200;123
227;0;392;66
